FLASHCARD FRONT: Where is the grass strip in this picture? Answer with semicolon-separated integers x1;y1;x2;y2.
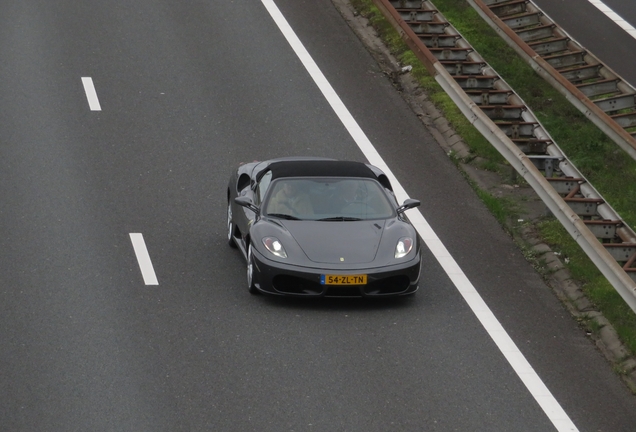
348;0;636;353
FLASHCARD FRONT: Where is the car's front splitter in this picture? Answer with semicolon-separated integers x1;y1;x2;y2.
250;247;421;298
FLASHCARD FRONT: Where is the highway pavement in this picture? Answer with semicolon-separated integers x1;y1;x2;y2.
533;0;636;86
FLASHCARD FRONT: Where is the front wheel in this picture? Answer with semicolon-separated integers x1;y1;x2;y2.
227;200;236;248
246;244;259;295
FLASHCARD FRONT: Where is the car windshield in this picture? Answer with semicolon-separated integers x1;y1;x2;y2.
263;178;394;221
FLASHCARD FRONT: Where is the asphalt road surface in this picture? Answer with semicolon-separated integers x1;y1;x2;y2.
0;0;635;431
533;0;636;86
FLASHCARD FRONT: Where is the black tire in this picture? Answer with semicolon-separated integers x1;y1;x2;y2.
227;200;237;248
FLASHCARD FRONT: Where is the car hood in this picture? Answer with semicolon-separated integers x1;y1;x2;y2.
280;220;386;264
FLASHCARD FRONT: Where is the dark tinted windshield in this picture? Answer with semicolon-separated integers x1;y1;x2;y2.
264;178;394;221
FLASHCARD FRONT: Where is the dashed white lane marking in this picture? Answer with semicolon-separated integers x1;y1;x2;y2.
81;77;102;111
129;233;159;285
588;0;636;39
261;0;578;430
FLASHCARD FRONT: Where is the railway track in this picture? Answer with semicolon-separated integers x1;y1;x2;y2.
371;0;636;309
468;0;636;162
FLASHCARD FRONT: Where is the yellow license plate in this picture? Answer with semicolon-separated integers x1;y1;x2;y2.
321;274;367;285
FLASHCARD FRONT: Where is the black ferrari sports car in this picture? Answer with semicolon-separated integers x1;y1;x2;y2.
226;157;422;297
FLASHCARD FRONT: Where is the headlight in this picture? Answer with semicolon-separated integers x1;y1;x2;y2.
262;237;287;258
395;237;413;259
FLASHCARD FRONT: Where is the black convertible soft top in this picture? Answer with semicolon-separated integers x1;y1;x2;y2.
268;160;377;180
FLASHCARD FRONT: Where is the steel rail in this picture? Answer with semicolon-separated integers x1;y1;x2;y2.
371;0;636;311
466;0;636;162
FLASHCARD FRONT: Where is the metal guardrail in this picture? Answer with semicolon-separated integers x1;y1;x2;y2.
467;0;636;162
370;0;636;311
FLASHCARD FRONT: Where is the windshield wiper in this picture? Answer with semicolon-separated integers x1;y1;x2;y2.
266;213;301;220
317;216;363;221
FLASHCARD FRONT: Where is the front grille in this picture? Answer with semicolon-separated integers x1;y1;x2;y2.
364;276;410;295
272;275;323;295
271;274;412;297
324;286;364;297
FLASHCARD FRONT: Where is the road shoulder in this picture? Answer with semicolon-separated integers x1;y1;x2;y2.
331;0;636;395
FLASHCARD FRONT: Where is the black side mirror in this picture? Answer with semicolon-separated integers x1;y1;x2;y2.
397;198;420;214
234;196;260;216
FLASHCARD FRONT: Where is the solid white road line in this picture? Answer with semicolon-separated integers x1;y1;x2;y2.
260;0;578;430
81;77;102;111
129;233;159;285
588;0;636;39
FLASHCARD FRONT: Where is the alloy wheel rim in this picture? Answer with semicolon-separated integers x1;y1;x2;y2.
247;245;253;288
227;202;233;241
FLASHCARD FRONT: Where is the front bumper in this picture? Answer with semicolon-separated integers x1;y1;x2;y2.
250;248;421;298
